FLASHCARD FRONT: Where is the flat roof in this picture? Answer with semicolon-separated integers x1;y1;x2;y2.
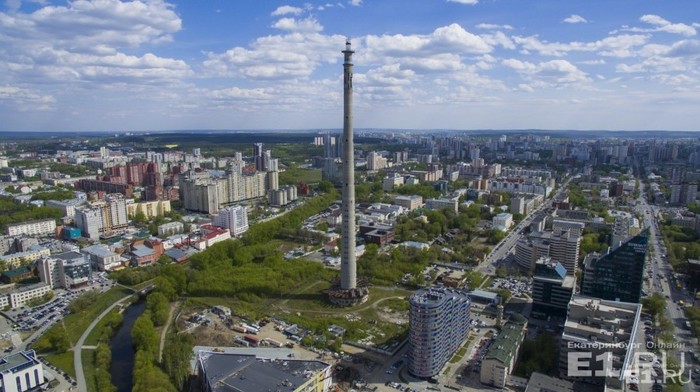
0;350;39;373
469;289;499;300
525;372;573;392
197;351;329;392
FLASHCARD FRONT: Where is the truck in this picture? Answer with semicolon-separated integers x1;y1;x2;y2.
241;323;260;334
264;338;283;347
244;335;260;347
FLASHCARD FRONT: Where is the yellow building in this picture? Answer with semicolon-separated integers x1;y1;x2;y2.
126;200;171;219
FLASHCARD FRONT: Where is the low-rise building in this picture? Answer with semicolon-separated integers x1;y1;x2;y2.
426;197;458;214
0;247;51;270
192;225;231;251
7;284;51;308
493;213;513;231
5;219;56;237
196;351;332;392
393;195;423;210
82;244;122;271
126;199;171;219
130;240;164;267
157;221;185;237
0;350;45;391
480;314;528;388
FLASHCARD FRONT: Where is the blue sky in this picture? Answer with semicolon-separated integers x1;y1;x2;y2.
1;0;699;132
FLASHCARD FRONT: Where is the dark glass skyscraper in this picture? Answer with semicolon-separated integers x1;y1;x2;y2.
581;229;648;303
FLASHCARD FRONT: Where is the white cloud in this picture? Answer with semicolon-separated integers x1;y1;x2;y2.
640;14;696;36
0;85;54;105
476;23;513;30
563;14;587;24
271;5;303;16
0;0;188;87
272;17;323;33
503;58;589;85
447;0;478;5
348;0;362;6
513;34;648;57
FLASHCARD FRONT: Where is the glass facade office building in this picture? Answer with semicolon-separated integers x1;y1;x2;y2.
581;229;648;303
408;287;471;378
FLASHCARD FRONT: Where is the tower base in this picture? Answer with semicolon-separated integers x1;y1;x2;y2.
326;278;370;307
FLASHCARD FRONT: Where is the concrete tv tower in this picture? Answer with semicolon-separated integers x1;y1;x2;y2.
341;39;356;291
328;39;369;306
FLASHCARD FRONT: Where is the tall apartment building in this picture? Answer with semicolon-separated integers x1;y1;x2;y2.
515;234;551;271
180;170;270;214
367;151;388;171
5;219;56;237
74;194;128;240
408;287;471;378
548;230;581;276
480;314;528;388
531;258;575;319
581;230;647;303
559;295;641;389
212;206;249;236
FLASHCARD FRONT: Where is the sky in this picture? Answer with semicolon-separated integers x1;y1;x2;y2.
1;0;699;132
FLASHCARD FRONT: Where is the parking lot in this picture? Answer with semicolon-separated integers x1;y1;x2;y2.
488;277;532;298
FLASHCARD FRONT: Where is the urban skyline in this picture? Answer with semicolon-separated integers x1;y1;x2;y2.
1;0;699;132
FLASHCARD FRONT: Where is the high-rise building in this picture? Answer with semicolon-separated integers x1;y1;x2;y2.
559;295;641;389
548;230;581;277
408;287;471;378
253;143;264;171
581;230;648;303
531;258;575;319
212;206;249;237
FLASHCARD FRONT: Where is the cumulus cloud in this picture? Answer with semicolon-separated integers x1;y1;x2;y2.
476;23;513;30
348;0;362;6
0;0;189;87
365;23;491;58
271;5;303;16
563;14;587;24
272;17;323;33
640;14;696;36
503;58;589;85
448;0;478;5
513;34;648;57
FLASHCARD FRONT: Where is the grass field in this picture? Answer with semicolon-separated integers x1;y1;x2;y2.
43;351;75;378
279;167;322;185
188;280;411;347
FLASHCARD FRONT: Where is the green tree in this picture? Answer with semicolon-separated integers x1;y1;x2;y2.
146;292;169;327
46;325;70;353
162;333;194;390
131;311;159;358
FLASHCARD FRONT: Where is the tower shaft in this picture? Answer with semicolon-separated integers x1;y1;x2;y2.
341;40;356;290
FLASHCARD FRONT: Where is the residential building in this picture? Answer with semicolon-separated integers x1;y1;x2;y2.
82;244;122;271
157;222;185;237
559;295;641;390
5;219;56;237
196;351;332;392
493;213;513;231
0;266;34;284
408;287;471;378
548;230;581;277
267;186;298;207
531;258;575;319
383;173;404;191
367;151;388;171
126;199;171;219
46;199;82;219
211;206;249;236
192;225;231;251
0;350;45;391
0;247;51;270
515;234;551;272
480;313;528;388
74;194;129;240
581;230;648;303
524;373;574;392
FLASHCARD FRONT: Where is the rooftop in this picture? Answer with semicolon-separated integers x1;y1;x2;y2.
0;350;40;374
483;314;527;364
198;351;329;392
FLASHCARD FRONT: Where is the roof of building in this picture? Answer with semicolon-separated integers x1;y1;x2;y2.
6;219;55;227
0;350;39;374
131;245;155;258
483;315;527;365
525;372;574;392
1;265;33;279
52;251;84;262
468;289;499;300
82;244;117;258
165;248;189;261
198;351;329;392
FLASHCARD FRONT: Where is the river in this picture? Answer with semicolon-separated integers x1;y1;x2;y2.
109;300;146;392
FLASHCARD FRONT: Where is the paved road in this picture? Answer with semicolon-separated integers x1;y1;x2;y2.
74;294;134;392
